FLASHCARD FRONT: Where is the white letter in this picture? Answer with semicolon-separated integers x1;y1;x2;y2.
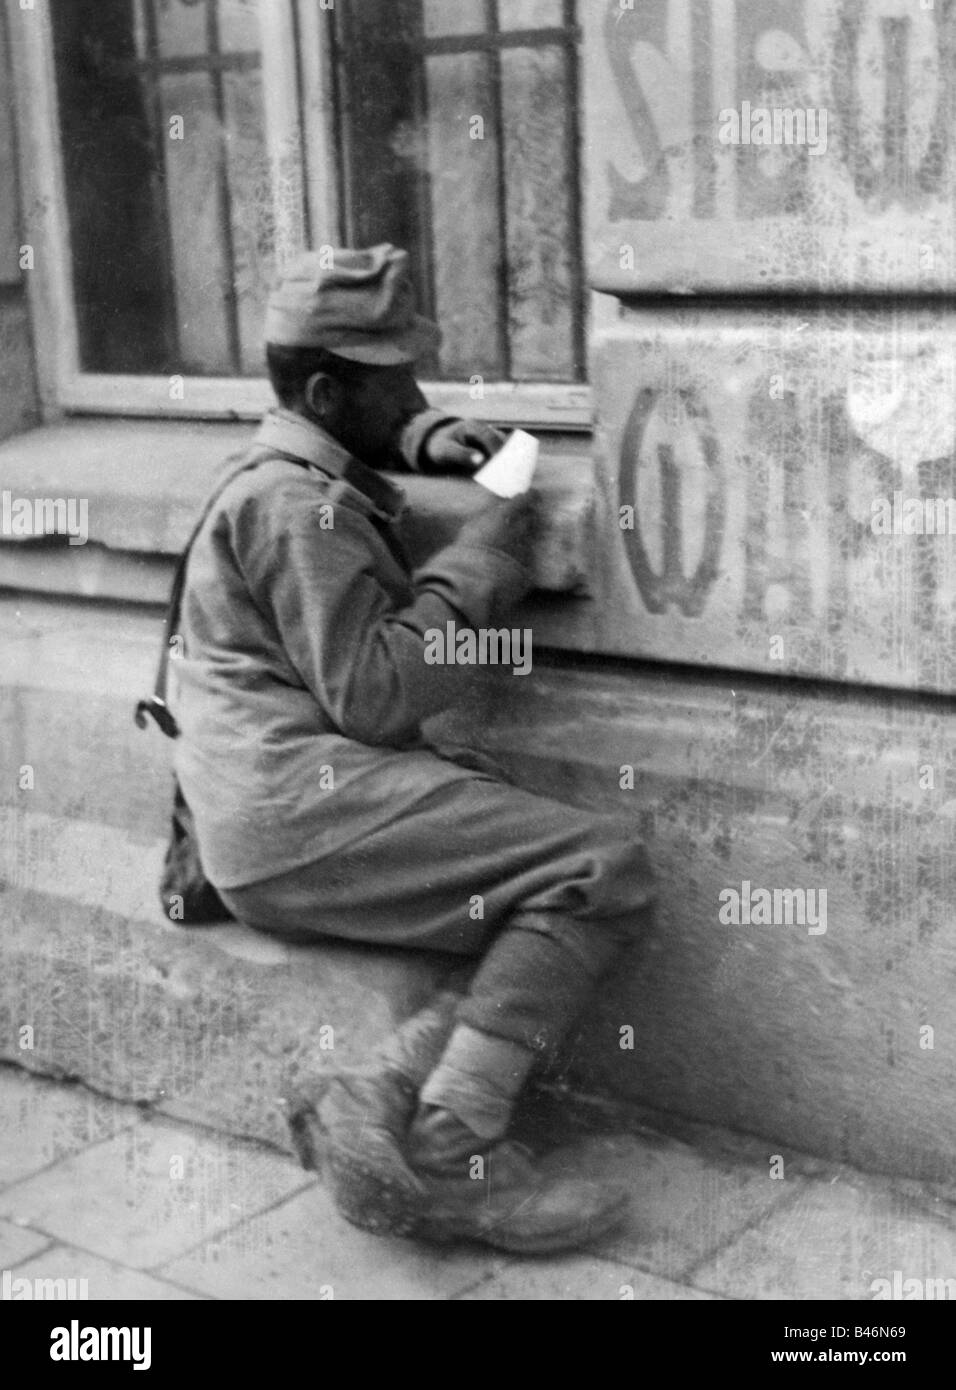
750;888;772;925
806;888;827;935
751;108;773;145
512;629;533;677
50;1328;70;1361
718;888;739;925
807;108;827;157
717;109;740;145
68;498;89;546
871;497;891;535
133;1327;152;1371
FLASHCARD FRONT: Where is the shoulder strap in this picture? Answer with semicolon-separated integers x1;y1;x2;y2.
134;444;308;739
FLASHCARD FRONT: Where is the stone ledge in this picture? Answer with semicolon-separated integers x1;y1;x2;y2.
0;418;598;596
0;873;450;1155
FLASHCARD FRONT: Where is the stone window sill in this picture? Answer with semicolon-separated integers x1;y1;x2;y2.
0;418;601;605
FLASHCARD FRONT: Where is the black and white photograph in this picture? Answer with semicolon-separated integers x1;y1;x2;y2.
0;0;953;1338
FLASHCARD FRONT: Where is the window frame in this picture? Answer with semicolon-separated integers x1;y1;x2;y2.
9;0;593;431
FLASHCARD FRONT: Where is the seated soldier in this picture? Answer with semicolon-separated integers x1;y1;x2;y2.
172;244;655;1253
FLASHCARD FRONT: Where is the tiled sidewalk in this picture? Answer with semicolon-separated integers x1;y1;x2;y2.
1;1065;955;1301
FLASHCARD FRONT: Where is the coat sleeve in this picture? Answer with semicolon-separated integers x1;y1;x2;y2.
231;481;533;747
398;408;461;473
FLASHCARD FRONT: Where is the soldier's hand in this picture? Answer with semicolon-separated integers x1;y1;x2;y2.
424;419;507;472
456;489;542;567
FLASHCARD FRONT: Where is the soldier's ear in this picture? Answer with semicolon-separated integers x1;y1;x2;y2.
304;372;341;423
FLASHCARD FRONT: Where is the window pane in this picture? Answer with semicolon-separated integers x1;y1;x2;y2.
219;0;261;52
160;70;236;371
498;0;563;30
222;70;274;373
426;54;503;378
54;0;583;386
54;0;173;372
423;0;486;38
152;0;209;58
502;46;576;379
336;0;584;384
52;0;272;376
335;0;436;373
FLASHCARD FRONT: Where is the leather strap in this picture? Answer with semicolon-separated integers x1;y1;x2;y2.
134;444;309;740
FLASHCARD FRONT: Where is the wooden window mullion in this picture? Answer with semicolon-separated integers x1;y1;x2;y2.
562;0;586;381
486;0;512;380
205;0;242;373
142;0;182;366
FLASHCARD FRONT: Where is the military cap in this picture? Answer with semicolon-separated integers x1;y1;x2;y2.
265;244;441;365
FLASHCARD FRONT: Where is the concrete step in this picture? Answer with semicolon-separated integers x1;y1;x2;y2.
0;809;447;1153
2;593;955;1184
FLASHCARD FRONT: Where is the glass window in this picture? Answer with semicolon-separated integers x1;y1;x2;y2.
51;0;584;387
52;0;271;376
335;0;585;383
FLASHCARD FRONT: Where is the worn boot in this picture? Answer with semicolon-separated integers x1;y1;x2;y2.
405;1105;629;1254
287;990;461;1236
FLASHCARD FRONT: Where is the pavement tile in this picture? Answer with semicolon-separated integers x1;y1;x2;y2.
537;1131;797;1281
160;1183;507;1301
0;1218;51;1268
5;1064;956;1301
689;1174;956;1300
9;1245;202;1301
0;1068;141;1187
459;1255;720;1300
0;1117;312;1269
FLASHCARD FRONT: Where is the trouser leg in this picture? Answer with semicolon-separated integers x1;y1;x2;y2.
418;900;649;1141
218;767;654;959
221;768;654;1142
456;905;644;1055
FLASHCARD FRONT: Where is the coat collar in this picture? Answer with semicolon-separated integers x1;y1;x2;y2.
255;409;406;523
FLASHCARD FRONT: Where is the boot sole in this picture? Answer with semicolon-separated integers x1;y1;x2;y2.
324;1146;424;1238
292;1099;629;1255
319;1137;628;1254
416;1193;630;1256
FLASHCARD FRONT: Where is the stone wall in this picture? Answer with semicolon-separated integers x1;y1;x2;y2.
585;0;956;293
